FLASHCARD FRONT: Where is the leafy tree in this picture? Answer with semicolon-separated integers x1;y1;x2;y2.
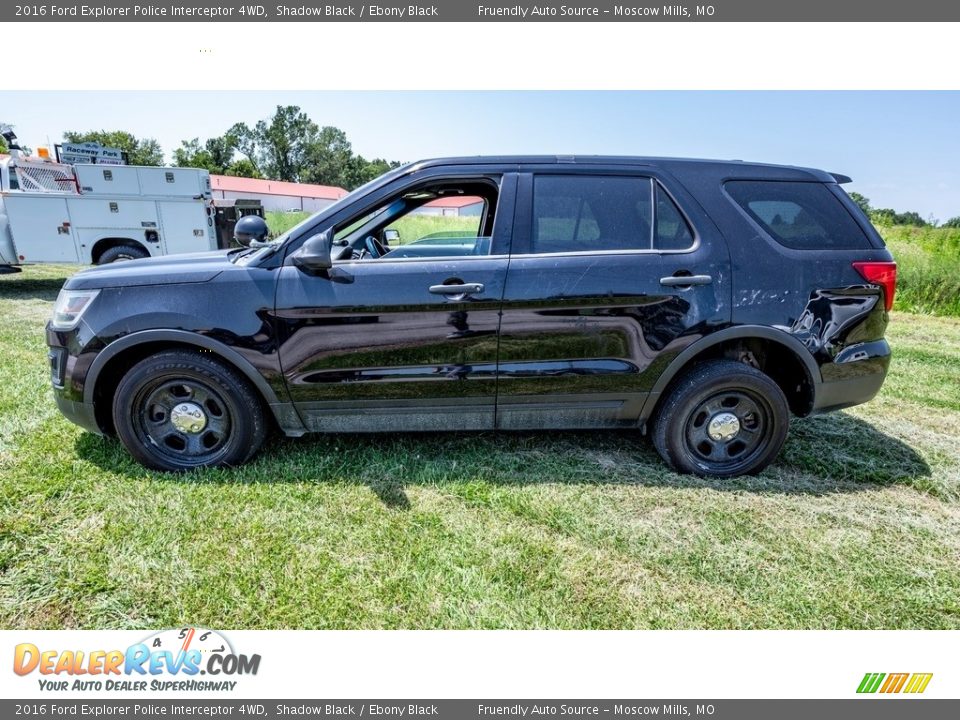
229;106;400;189
845;191;932;228
894;211;927;227
230;106;321;182
177;106;398;189
301;125;354;186
173;133;259;178
173;138;215;171
871;208;895;224
228;121;259;174
902;212;926;226
300;127;402;189
847;191;871;215
0;136;6;154
203;135;239;173
869;207;928;227
942;216;960;228
340;156;401;189
224;158;260;178
62;130;163;166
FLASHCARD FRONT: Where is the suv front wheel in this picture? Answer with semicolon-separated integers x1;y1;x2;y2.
652;359;789;478
112;350;267;472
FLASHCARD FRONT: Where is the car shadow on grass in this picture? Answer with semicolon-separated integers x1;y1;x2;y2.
0;276;67;302
75;410;932;507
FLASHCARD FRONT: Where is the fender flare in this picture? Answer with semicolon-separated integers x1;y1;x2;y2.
639;325;823;423
84;329;282;408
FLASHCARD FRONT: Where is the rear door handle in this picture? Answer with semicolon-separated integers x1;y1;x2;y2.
659;274;712;287
429;282;485;296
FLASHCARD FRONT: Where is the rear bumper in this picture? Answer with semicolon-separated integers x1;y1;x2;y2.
813;339;891;413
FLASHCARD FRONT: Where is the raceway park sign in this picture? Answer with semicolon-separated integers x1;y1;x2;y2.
56;142;126;166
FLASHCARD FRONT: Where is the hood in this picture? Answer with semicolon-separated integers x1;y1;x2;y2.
64;250;235;290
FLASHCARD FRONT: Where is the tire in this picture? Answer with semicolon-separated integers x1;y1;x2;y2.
651;359;790;478
97;244;149;264
112;350;267;472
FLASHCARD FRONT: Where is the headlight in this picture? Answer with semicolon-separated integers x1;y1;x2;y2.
50;289;100;330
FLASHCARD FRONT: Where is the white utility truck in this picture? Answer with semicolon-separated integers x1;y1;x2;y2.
0;133;217;270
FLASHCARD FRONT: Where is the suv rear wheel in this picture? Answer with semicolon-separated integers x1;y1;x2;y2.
652;359;789;477
112;350;267;471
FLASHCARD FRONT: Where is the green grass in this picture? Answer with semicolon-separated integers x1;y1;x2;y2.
2;266;958;629
879;224;960;316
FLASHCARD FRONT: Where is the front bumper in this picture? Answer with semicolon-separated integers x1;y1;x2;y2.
48;322;103;435
54;393;103;435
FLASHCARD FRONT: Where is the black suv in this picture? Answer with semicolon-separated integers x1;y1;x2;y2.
47;156;896;477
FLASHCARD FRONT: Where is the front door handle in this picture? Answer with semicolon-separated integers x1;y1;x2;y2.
659;274;712;287
429;282;485;296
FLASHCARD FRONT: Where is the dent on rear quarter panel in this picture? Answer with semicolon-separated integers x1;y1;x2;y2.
786;286;884;358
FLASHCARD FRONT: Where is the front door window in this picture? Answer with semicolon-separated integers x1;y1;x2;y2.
331;181;498;261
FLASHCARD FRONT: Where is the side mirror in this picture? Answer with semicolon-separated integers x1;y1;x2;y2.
292;230;333;272
383;228;400;246
234;215;270;248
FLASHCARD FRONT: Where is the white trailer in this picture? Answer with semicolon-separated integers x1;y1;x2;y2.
0;151;217;268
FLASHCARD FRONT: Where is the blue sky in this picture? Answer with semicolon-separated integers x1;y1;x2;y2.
4;91;958;221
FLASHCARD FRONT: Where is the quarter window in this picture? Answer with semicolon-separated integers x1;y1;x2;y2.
532;175;653;254
655;185;695;251
726;180;872;250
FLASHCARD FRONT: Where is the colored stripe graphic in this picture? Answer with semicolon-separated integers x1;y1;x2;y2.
904;673;934;694
880;673;909;693
857;672;932;694
857;673;885;693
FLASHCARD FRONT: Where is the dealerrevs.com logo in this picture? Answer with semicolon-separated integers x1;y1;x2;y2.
13;627;260;692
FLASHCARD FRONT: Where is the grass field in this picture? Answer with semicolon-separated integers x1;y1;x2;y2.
880;223;960;316
1;264;959;629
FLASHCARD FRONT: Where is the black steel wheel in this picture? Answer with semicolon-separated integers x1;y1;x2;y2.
112;350;266;471
652;359;789;477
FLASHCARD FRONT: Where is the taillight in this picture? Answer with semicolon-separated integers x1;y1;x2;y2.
852;261;897;312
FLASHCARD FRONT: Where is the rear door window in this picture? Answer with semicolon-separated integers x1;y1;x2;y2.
531;175;652;254
725;180;872;250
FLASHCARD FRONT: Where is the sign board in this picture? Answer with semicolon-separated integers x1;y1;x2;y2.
56;142;126;165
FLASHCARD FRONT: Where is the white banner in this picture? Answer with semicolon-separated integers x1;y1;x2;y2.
1;630;953;700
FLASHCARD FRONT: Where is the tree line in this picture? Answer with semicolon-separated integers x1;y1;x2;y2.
56;105;401;191
848;192;959;229
11;117;960;226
